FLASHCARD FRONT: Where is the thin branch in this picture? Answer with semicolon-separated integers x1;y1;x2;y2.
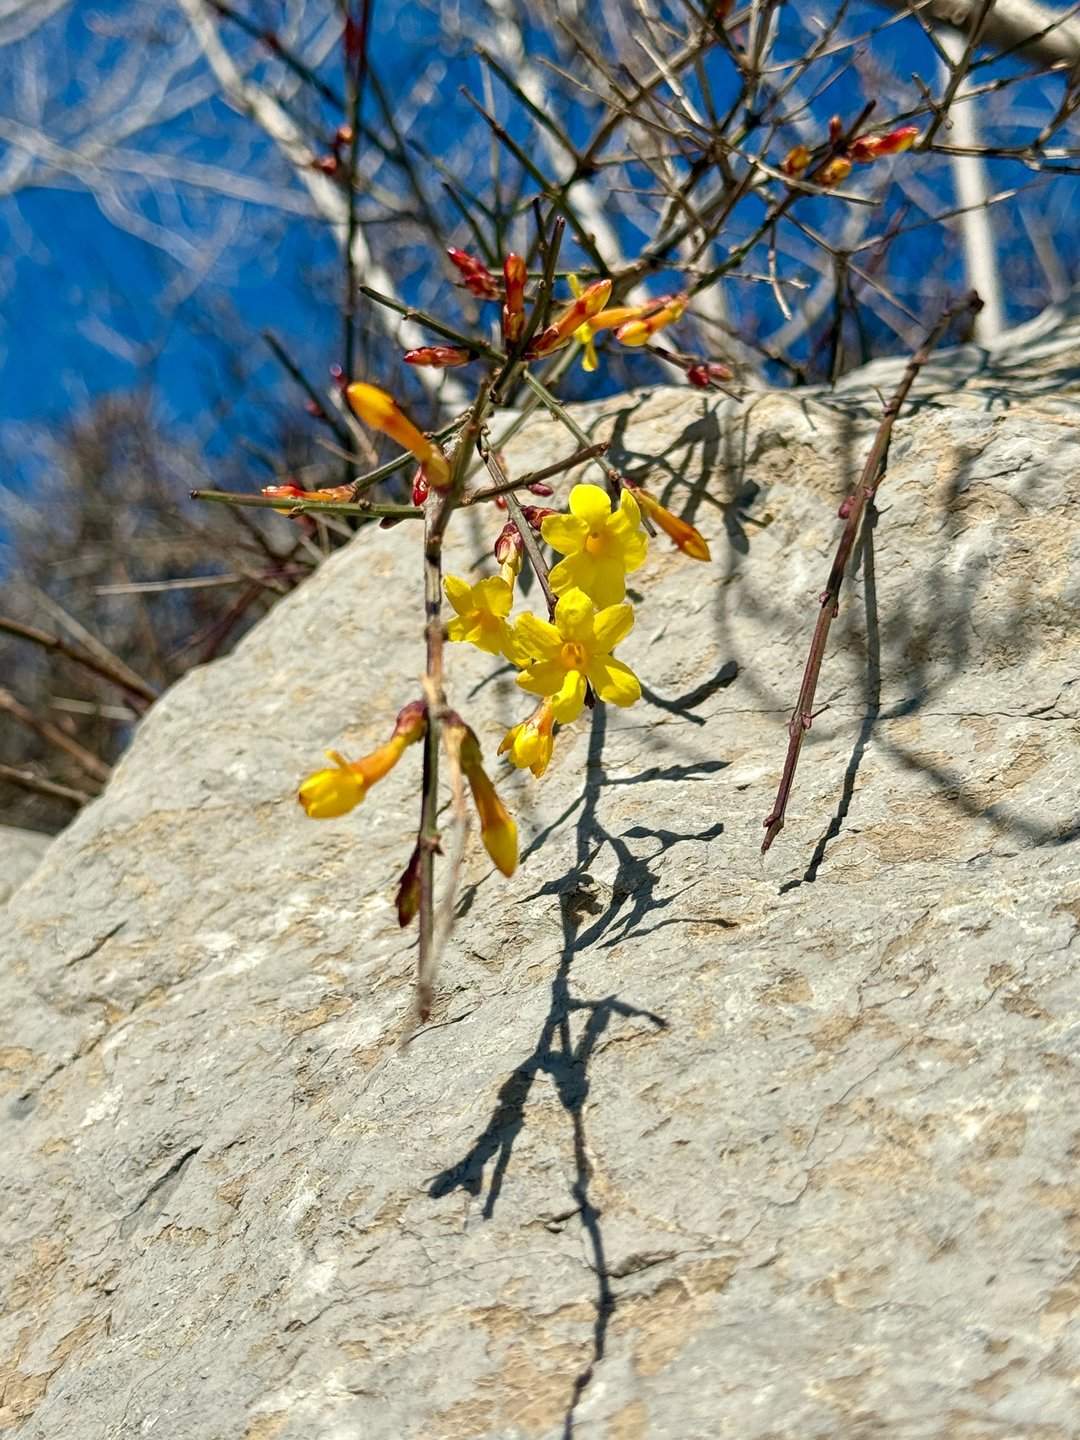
761;289;983;855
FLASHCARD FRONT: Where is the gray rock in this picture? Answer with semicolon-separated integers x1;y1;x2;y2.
3;301;1080;1439
0;826;50;907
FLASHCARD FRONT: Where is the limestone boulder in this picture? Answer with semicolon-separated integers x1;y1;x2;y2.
2;300;1079;1438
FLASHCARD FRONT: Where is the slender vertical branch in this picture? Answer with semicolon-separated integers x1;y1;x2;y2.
761;289;982;855
412;381;494;1025
342;0;373;387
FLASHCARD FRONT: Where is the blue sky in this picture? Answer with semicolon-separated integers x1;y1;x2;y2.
2;0;1075;497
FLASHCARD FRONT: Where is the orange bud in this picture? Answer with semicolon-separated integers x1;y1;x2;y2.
780;144;811;178
262;483;306;500
403;346;473;368
502;254;527;345
346;381;450;489
632;486;711;562
587;302;660;334
849;125;919;163
529;279;612;357
614;292;688;348
817;156;853;189
298;702;426;821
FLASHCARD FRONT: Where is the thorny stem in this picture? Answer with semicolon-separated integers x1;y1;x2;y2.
760;289;983;855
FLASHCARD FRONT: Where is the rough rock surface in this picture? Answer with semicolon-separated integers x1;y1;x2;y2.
3;301;1080;1440
0;828;50;908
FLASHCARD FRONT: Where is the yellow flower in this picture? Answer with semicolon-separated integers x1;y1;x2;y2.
444;574;527;662
458;727;518;876
298;701;426;819
614;292;688;347
498;697;556;777
633;487;711;561
568;274;599;373
513;587;641;723
541;483;647;607
346;381;450;488
529;279;612;357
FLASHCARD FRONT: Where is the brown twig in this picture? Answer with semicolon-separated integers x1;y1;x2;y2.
0;615;158;706
464;441;609;504
411;381;494;1029
0;687;111;784
0;763;95;807
189;489;423;520
761;288;983;855
477;438;557;617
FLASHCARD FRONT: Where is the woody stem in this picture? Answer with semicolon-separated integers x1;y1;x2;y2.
761;290;983;856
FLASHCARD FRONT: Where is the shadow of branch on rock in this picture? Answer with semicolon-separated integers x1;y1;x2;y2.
429;705;686;1437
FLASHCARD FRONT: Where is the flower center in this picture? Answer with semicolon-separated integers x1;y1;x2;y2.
560;641;588;671
584;531;607;557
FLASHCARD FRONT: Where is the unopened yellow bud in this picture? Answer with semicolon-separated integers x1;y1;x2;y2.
458;728;518;876
614;293;688;347
633;487;711;562
346;381;450;488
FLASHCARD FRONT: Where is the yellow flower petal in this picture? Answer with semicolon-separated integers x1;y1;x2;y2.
549;552;627;607
474;576;513;618
516;658;566;698
551;667;587;723
553;587;595;641
444;574;473;615
593;602;634;652
619;489;641;528
514;612;563;661
297;754;366;819
587;655;641;708
568;483;614;525
540;512;588;555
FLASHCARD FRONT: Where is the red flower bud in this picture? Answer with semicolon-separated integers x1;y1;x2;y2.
828;114;843;144
686;361;734;389
447;248;499;300
494;521;524;564
304;399;326;418
849;125;919;163
412;470;430;506
312;155;339;176
403;346;473;369
502;254;527;345
527;480;554;496
520;505;555;529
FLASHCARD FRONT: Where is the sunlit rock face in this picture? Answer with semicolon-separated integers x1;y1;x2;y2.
3;299;1080;1439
